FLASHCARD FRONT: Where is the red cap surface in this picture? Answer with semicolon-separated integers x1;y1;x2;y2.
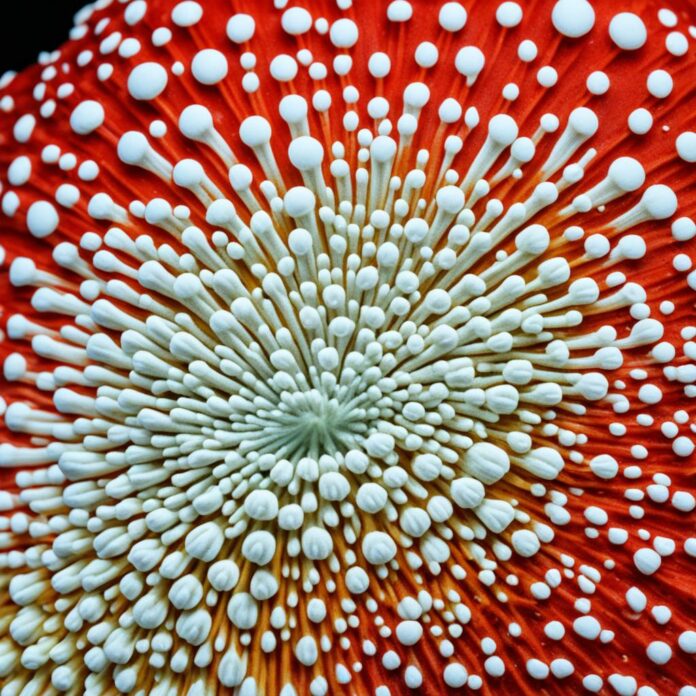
0;1;695;694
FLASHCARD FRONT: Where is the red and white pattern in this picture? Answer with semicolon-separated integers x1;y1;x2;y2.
0;1;695;694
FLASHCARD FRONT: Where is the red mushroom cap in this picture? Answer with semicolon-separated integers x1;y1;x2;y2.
0;1;695;694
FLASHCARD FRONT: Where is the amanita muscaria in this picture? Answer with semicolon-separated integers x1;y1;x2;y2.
0;0;695;693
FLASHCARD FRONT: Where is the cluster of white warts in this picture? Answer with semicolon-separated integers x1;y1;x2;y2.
1;0;696;694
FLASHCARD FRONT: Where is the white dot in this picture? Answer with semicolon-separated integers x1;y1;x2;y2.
152;27;172;47
643;184;677;219
329;18;359;48
544;621;565;640
646;69;673;99
13;114;36;143
443;663;468;687
242;73;259;94
573;615;601;640
150;120;167;138
496;2;523;28
673;436;695;457
270;54;298;82
124;0;147;25
628;108;653;135
438;98;462;123
118;37;141;59
657;8;678;28
368;52;391;79
638;384;662;405
55;184;80;208
518;39;537;61
633;547;661;575
666;31;688;56
387;0;413;22
672;255;691;273
672;217;696;241
70;100;105;134
96;64;114;82
282;7;312;35
171;1;203;27
308;62;327;81
502;82;519;100
586;71;609;95
415;42;438;68
527;659;550;679
439;2;467;32
609;12;647;50
78;161;99;181
226;14;255;43
673;491;695;512
127;62;168;100
647;641;672;665
191;49;228;85
537;66;558;87
8;156;31;186
676;132;696;162
552;0;595;38
27;201;59;238
455;46;485;80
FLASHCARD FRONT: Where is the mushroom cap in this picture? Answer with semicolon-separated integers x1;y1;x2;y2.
0;1;694;694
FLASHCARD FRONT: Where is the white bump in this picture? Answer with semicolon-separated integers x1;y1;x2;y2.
552;0;595;38
69;100;105;134
226;14;255;43
192;49;228;85
609;12;647;50
26;201;59;238
439;2;467;32
128;62;168;100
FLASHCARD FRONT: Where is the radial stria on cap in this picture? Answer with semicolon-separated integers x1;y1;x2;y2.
0;0;695;695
